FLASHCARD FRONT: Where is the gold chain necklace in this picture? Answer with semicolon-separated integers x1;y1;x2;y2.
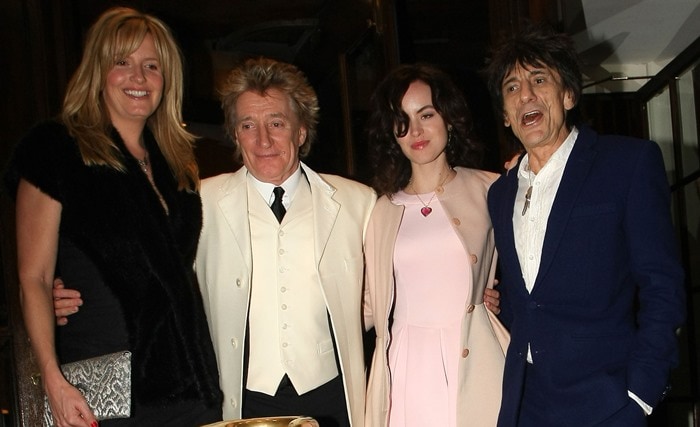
409;169;452;217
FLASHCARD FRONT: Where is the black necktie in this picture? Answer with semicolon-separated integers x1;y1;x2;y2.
271;186;286;222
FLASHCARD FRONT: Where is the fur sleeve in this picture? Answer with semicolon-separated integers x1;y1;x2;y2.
3;120;77;203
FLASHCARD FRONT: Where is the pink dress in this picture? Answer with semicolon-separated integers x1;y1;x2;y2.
388;190;473;427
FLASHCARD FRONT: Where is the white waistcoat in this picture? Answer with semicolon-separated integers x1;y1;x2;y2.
246;179;339;395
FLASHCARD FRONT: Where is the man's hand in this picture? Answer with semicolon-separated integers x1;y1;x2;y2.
53;278;82;326
484;284;501;315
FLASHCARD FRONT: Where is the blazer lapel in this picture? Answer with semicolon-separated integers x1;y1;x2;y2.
217;168;253;272
498;160;529;295
534;130;597;291
377;199;403;305
301;164;340;267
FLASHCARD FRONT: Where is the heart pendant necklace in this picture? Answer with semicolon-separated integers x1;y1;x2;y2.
409;169;452;217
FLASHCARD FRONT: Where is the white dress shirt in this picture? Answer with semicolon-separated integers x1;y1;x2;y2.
513;127;578;295
249;164;303;210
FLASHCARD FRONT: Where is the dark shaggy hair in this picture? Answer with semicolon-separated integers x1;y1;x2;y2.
485;22;582;127
366;63;484;196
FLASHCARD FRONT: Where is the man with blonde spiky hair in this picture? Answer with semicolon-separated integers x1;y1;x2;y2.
195;57;376;427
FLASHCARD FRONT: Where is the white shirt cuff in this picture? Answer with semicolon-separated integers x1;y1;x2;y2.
628;390;652;415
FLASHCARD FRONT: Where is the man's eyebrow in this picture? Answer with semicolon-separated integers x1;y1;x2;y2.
528;68;547;76
237;112;288;122
502;68;548;87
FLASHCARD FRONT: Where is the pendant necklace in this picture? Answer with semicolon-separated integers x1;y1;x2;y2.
136;156;150;174
522;163;533;216
410;169;452;217
137;153;169;214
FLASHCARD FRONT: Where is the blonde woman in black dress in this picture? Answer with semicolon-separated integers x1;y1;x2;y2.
6;7;222;426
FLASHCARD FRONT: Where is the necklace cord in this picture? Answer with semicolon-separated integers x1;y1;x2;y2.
408;168;453;216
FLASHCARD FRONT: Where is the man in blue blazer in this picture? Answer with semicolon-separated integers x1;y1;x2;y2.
485;24;686;426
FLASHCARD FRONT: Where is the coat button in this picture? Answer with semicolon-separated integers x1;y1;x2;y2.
466;304;475;313
230;397;238;408
452;218;461;226
470;254;478;264
230;338;238;348
236;278;242;288
462;348;470;358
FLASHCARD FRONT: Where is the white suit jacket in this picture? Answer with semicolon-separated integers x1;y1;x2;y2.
195;162;376;424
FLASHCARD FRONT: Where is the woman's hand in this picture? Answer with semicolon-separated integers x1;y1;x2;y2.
44;370;98;427
504;151;523;172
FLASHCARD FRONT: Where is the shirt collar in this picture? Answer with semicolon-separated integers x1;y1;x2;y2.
519;126;579;179
248;164;303;207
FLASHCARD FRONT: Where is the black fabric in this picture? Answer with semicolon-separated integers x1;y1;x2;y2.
102;400;221;426
4;120;223;413
241;313;348;426
271;186;286;222
243;375;349;427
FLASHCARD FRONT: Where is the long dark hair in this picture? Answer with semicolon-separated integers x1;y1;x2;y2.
366;63;484;196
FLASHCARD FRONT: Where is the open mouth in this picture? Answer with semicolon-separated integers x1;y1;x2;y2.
522;111;542;126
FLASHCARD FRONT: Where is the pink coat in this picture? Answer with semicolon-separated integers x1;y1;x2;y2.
363;167;508;426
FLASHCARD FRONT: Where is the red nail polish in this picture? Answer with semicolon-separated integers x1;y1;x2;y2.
91;421;98;427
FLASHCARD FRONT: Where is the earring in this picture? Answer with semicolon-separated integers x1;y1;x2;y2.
447;126;453;143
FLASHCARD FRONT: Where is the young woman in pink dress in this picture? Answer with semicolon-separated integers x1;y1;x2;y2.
363;64;509;427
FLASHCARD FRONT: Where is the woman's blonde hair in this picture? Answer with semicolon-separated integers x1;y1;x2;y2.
61;7;198;190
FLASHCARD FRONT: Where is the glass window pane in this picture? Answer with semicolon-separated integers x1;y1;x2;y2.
647;88;676;182
685;180;700;285
678;68;699;176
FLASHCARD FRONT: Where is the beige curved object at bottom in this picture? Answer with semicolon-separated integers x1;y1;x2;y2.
287;417;319;427
201;416;320;427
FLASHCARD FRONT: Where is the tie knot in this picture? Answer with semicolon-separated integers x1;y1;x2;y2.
273;186;285;199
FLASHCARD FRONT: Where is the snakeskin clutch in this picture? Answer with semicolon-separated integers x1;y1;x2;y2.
43;351;132;426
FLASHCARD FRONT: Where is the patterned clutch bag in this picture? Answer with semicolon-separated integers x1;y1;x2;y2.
43;351;132;426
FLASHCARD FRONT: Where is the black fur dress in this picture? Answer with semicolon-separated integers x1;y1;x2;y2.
5;121;223;425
